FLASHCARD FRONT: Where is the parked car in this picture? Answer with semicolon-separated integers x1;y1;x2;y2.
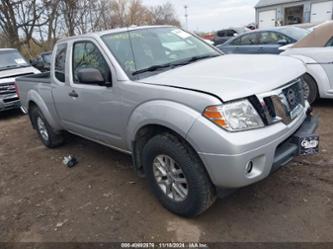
16;26;319;217
213;27;250;46
217;27;310;54
31;52;52;72
282;21;333;104
0;48;39;113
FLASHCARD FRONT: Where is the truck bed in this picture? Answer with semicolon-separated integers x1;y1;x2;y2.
15;72;54;114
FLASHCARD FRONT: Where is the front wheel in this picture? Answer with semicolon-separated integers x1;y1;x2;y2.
30;107;64;148
142;134;216;217
302;74;318;104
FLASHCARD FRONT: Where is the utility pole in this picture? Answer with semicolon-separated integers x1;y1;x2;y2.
184;5;188;30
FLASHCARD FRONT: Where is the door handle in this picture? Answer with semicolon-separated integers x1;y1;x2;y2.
68;90;79;98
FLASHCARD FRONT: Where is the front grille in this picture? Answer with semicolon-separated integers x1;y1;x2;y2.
254;78;305;125
0;82;16;95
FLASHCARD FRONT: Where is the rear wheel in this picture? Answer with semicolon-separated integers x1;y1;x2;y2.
302;74;318;104
30;107;64;148
142;133;216;217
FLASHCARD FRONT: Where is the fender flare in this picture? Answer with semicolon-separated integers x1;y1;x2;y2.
288;55;331;98
27;90;62;131
126;100;202;150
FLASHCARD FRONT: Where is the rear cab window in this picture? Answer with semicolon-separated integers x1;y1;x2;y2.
54;44;67;83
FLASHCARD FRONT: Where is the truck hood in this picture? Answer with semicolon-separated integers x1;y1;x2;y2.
138;54;306;101
0;66;40;83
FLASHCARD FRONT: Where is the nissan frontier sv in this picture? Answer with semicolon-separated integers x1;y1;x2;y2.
15;26;319;217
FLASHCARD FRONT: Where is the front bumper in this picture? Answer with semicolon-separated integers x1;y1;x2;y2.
186;107;319;188
271;115;319;172
0;94;21;112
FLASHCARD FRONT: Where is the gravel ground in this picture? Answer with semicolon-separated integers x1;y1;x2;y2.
0;100;332;242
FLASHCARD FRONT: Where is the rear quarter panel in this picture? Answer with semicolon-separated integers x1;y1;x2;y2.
16;78;62;131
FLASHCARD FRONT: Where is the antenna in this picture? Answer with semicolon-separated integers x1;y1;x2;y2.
184;5;188;30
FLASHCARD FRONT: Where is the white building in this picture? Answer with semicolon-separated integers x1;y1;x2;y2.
255;0;333;28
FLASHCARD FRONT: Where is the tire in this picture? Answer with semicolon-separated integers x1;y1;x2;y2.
142;133;216;217
30;107;64;148
302;74;318;104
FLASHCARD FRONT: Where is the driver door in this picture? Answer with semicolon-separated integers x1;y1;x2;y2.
54;40;123;148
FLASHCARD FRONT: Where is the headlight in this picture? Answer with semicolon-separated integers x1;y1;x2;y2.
203;99;264;132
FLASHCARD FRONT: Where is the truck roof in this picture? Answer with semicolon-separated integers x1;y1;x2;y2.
58;25;174;43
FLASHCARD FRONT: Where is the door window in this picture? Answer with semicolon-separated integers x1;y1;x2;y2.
231;37;241;45
54;44;67;82
72;41;111;84
217;30;226;37
226;30;237;37
258;32;281;44
240;33;258;45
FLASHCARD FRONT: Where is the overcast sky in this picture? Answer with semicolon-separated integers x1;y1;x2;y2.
142;0;258;31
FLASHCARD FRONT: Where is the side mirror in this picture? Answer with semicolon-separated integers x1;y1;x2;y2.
278;39;288;45
77;68;112;87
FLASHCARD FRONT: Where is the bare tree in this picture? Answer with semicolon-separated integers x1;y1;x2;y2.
127;0;150;26
0;0;181;56
44;0;61;47
110;0;128;27
0;0;48;50
149;2;180;26
0;0;21;48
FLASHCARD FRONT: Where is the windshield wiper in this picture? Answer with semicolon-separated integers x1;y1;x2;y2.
132;54;219;76
174;54;219;66
132;63;173;76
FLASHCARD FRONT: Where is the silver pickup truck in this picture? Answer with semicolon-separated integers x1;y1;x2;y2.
0;48;39;112
16;26;319;217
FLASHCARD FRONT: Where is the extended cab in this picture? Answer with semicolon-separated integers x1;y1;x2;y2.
0;48;39;113
16;26;319;217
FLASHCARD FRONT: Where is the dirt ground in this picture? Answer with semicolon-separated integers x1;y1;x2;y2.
0;100;332;243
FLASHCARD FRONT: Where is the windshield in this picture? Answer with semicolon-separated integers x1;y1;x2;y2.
102;27;220;78
279;27;310;41
42;53;51;64
0;50;29;70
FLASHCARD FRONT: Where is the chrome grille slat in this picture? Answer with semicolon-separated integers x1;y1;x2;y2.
0;83;16;95
257;78;305;125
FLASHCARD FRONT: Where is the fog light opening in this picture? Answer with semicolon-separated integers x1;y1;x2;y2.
246;161;254;174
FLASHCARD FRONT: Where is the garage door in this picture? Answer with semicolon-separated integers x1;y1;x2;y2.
259;10;277;28
311;1;333;23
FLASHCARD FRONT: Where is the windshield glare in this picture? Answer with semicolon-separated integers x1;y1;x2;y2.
0;50;29;69
279;27;310;40
102;27;220;77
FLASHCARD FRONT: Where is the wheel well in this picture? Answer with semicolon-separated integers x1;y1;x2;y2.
303;73;319;96
132;124;198;176
304;73;317;84
28;101;38;129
